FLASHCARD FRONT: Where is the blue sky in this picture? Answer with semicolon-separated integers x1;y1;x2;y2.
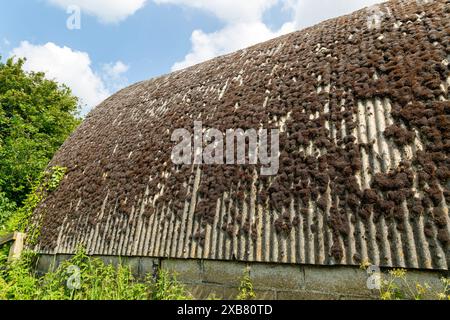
0;0;383;115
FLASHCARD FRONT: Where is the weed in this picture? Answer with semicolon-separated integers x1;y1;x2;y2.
236;268;256;300
0;246;193;300
151;269;192;300
380;268;449;300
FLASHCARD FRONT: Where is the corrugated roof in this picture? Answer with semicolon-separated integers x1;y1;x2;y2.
33;0;449;270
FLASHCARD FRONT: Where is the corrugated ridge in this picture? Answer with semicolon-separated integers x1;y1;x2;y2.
34;0;450;270
39;92;449;269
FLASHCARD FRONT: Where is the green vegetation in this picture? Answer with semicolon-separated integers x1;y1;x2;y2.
0;57;80;208
1;166;67;242
0;193;16;233
380;269;450;301
0;246;265;300
0;247;193;300
0;243;11;267
361;263;450;300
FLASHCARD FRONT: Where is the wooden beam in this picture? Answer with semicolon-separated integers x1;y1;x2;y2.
0;232;26;262
8;232;26;262
0;233;16;246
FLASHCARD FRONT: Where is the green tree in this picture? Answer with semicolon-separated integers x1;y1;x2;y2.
0;57;80;207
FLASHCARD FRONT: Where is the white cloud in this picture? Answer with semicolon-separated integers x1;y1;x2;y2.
172;21;293;71
101;61;130;92
154;0;278;23
283;0;384;30
47;0;147;23
10;41;129;115
103;61;129;77
155;0;285;71
158;0;383;71
41;1;384;72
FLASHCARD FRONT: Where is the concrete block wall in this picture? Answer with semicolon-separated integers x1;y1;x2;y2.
35;255;448;300
158;260;379;299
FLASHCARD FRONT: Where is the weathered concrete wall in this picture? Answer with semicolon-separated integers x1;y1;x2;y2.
36;255;448;300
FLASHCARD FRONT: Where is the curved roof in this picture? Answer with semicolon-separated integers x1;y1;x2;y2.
34;0;449;270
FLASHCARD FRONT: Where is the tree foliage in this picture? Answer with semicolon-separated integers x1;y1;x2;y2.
0;57;80;206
